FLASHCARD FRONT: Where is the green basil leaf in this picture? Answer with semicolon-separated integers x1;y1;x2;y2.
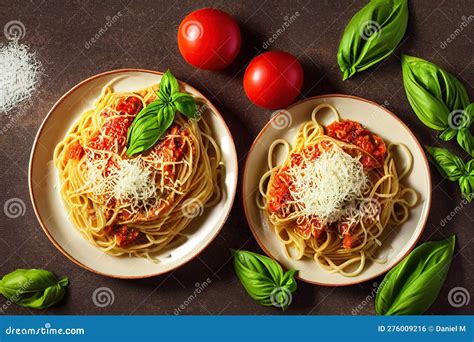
426;146;465;181
126;103;175;156
457;128;474;157
171;92;198;119
0;269;68;310
458;175;473;202
158;69;180;102
463;103;473;129
375;235;455;315
459;159;474;201
337;0;408;80
232;250;297;311
439;127;457;141
401;55;470;131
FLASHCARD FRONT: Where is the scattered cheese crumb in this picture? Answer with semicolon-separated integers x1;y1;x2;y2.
0;41;42;113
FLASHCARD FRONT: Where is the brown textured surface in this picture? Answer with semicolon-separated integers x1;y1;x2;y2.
0;0;472;315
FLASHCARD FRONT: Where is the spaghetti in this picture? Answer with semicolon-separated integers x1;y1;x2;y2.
257;104;418;277
54;80;222;259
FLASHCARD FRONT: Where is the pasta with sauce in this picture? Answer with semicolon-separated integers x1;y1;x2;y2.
257;104;418;277
53;80;222;260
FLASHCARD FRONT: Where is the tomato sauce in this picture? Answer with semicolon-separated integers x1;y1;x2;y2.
66;142;84;161
104;225;141;247
87;97;143;155
326;120;386;169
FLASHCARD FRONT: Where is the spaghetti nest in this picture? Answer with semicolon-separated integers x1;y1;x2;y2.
257;104;418;277
54;82;222;260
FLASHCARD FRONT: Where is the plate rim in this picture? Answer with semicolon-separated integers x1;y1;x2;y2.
28;68;238;279
242;94;432;286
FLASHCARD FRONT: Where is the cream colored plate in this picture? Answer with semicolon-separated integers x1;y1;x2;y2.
29;69;238;279
243;95;431;286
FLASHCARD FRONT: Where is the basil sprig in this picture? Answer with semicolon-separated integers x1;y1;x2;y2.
337;0;408;80
401;55;472;153
126;70;198;156
0;269;68;310
426;147;474;202
232;250;297;311
426;147;473;201
376;236;455;315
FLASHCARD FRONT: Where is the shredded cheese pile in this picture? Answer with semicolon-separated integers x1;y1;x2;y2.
83;156;158;211
0;42;42;113
287;147;369;225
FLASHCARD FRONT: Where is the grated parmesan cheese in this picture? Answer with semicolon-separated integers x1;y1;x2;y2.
287;147;369;225
82;155;159;212
0;41;42;113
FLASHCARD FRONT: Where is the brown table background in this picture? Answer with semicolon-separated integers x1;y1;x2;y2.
0;0;472;315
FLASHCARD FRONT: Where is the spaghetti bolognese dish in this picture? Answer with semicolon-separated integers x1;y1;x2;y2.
53;70;222;260
257;104;418;277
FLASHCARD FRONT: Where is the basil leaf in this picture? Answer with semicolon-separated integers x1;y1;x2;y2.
457;128;474;157
0;269;68;310
171;92;198;119
127;103;175;156
232;250;297;311
401;55;470;135
426;146;466;181
459;160;474;202
337;0;408;80
375;236;455;315
463;103;473;129
158;70;180;102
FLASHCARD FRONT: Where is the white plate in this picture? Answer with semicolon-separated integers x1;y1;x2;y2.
29;69;238;279
243;95;431;286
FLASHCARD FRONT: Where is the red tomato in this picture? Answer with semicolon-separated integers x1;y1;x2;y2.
178;8;241;70
243;51;304;109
